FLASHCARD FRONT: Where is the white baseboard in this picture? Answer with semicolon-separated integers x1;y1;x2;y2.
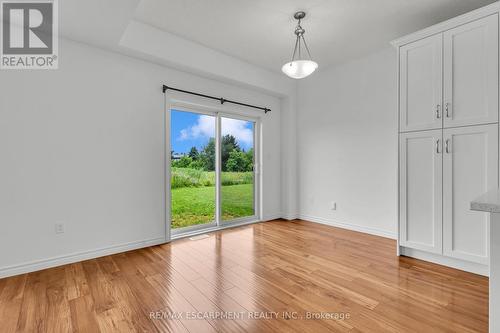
281;213;298;221
400;247;489;276
262;213;284;221
298;214;397;240
0;237;166;279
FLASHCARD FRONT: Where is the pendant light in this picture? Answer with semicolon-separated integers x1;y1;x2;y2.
282;11;318;79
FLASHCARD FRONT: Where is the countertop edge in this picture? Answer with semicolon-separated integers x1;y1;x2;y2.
470;189;500;213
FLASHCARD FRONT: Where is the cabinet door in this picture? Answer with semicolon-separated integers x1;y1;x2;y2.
400;130;443;253
400;34;443;132
443;124;498;264
443;15;498;128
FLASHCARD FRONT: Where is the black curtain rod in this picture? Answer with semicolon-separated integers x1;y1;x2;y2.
162;85;271;114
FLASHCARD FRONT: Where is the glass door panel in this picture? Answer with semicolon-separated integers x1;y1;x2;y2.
220;117;255;222
170;109;216;231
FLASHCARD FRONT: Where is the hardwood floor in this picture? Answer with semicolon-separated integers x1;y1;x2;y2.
0;220;488;332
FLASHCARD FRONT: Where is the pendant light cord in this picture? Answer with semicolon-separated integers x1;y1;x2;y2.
301;35;313;59
290;35;299;63
289;17;313;62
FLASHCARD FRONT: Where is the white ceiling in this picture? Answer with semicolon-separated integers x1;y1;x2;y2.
60;0;140;50
60;0;497;74
133;0;497;72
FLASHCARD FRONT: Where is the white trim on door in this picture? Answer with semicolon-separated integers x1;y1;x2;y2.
164;92;172;242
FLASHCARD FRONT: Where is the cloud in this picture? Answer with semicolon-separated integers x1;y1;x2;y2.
178;115;253;147
221;117;253;146
179;115;215;140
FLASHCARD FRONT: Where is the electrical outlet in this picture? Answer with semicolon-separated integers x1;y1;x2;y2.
331;201;337;210
55;223;65;234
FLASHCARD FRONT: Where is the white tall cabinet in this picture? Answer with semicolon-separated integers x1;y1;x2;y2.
393;3;500;275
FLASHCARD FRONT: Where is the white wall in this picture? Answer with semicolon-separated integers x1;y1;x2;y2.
279;89;299;220
0;39;283;276
297;47;398;238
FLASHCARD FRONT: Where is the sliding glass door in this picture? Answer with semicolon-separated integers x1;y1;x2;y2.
220;117;255;222
169;108;258;236
170;110;216;230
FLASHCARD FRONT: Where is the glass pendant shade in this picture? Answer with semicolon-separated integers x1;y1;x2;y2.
282;60;318;79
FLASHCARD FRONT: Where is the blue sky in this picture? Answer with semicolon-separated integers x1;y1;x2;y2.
171;110;254;153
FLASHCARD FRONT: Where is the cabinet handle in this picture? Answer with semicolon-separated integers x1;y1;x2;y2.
445;103;451;118
436;105;441;119
445;139;451;153
436;139;441;153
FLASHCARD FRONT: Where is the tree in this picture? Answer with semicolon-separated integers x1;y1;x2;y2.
226;150;249;172
188;159;204;170
172;156;192;168
244;148;254;171
188;146;199;160
221;134;240;171
200;138;216;171
197;135;247;171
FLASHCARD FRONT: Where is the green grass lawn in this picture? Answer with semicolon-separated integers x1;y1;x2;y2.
171;183;254;229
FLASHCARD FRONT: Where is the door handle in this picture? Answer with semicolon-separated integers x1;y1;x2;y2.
436;104;441;119
445;139;451;153
445;103;451;118
436;139;441;153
